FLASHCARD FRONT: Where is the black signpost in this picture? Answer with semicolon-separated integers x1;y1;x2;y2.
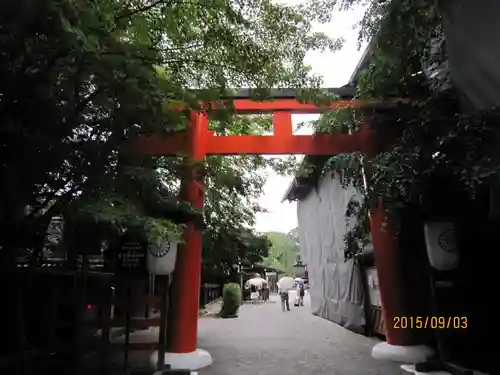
115;233;147;277
112;232;148;372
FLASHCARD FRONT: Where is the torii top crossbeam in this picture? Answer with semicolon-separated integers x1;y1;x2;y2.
135;87;383;156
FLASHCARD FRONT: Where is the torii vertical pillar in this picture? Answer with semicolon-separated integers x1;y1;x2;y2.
151;112;213;371
369;203;434;363
364;150;435;363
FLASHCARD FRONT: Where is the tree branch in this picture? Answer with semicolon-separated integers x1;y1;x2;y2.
62;87;107;128
116;0;175;20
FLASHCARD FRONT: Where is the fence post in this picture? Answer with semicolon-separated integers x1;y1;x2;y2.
16;272;28;375
99;283;112;375
157;275;169;371
123;281;132;373
46;285;58;350
73;269;88;373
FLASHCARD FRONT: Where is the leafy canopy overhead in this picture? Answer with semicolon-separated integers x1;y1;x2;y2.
0;0;342;262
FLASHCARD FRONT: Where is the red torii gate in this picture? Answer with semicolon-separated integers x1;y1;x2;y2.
137;89;412;370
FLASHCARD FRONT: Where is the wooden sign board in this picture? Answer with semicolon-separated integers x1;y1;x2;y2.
45;215;65;249
115;233;147;277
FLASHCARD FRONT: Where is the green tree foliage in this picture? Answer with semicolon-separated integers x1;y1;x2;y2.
310;0;499;254
288;227;299;245
341;0;496;217
262;230;300;275
286;0;451;259
0;0;343;265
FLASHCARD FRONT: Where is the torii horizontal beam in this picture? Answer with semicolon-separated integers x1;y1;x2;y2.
132;95;403;156
135;91;413;156
207;98;357;113
177;86;356;100
135;112;373;155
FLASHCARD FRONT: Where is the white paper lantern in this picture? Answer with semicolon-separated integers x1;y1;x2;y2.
146;238;178;275
423;221;459;271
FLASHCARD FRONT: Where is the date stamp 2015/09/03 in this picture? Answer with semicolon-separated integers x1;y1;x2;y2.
393;316;467;329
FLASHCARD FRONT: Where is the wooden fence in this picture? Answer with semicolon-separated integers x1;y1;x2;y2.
2;268;222;375
199;283;223;307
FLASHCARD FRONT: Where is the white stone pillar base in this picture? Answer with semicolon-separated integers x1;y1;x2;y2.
372;342;435;363
149;349;213;371
401;364;451;375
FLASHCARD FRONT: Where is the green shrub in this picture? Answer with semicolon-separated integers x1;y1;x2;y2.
220;283;241;318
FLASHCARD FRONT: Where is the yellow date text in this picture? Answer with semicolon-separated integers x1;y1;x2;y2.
393;316;467;329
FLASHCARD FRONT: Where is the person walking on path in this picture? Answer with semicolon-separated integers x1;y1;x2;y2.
263;283;270;301
260;281;269;302
277;284;291;312
298;284;305;306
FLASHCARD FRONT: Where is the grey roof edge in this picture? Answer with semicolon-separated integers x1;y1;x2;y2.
281;179;298;203
348;41;375;85
347;0;402;85
281;155;327;203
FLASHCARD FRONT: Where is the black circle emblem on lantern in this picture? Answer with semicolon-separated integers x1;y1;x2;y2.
437;228;455;253
148;239;171;258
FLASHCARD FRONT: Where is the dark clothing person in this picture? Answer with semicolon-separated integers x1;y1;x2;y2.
263;287;270;301
280;292;290;311
298;285;305;306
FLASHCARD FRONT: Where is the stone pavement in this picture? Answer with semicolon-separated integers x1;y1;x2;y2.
197;292;403;375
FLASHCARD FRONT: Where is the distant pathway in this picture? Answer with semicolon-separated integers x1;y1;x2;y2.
197;292;402;375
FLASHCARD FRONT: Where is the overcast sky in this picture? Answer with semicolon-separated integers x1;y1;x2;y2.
254;3;367;234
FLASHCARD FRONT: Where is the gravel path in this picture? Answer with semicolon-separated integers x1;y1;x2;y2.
198;292;402;375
